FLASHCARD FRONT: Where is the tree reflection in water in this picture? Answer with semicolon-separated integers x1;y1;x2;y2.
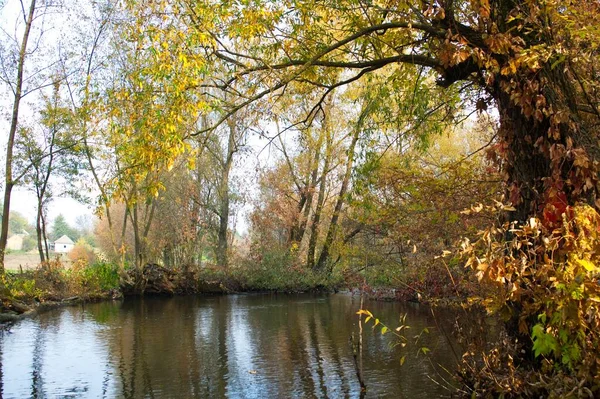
0;294;485;398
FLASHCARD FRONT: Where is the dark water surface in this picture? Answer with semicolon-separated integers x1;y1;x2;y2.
0;294;465;398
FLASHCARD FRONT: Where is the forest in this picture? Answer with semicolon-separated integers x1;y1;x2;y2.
1;0;600;397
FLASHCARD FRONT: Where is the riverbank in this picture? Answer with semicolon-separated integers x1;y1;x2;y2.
1;260;472;321
0;261;342;319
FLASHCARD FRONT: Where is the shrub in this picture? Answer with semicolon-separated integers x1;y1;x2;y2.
68;239;96;265
83;262;120;291
461;204;600;394
231;248;342;292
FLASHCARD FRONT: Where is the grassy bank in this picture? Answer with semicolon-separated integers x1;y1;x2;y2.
0;256;347;317
1;248;473;319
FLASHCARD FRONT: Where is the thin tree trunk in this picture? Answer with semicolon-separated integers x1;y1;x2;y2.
216;119;236;268
131;202;142;270
307;127;332;270
276;123;308;244
194;119;206;267
36;202;46;263
299;143;321;247
0;0;37;272
315;121;363;272
41;208;49;260
35;99;57;264
120;205;129;268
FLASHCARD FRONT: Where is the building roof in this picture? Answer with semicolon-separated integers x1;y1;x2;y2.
55;235;74;244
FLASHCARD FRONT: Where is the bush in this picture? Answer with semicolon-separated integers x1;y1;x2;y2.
22;235;36;251
2;258;121;302
68;239;96;265
461;204;600;395
82;262;120;291
4;275;41;299
231;248;342;292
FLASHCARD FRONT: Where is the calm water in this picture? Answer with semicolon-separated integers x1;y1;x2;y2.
0;294;466;398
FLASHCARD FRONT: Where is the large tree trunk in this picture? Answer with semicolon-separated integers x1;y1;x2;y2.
128;195;157;274
491;67;599;226
141;197;156;265
0;0;37;272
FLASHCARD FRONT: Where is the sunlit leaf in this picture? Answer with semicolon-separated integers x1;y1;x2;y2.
577;259;598;272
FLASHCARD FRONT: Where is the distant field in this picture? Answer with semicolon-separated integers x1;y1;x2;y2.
4;252;70;271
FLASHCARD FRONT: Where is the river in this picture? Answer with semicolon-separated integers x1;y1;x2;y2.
0;293;468;398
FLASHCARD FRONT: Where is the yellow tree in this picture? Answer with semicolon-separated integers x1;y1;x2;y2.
93;5;205;271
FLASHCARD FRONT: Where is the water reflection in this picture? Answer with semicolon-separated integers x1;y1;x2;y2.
0;294;472;398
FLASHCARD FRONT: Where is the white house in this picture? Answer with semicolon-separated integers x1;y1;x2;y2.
54;235;75;253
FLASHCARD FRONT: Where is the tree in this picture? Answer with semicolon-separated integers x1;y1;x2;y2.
0;0;39;271
201;113;249;269
58;0;113;250
1;210;35;237
51;214;78;242
1;210;36;252
15;80;80;262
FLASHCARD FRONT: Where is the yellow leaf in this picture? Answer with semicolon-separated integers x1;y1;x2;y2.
577;258;598;272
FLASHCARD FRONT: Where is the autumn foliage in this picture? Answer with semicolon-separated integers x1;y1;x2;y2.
461;204;600;394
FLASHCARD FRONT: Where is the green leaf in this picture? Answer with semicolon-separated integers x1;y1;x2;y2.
532;324;557;357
